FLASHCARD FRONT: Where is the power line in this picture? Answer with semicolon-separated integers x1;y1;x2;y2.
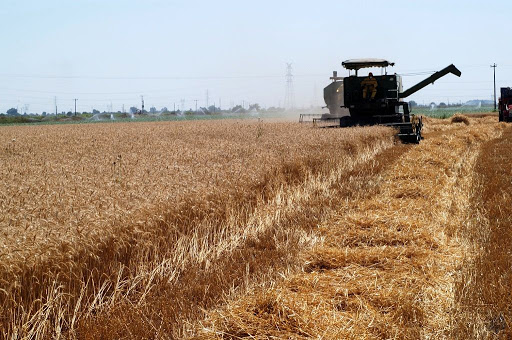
0;73;325;80
399;71;438;76
1;64;511;81
0;87;193;95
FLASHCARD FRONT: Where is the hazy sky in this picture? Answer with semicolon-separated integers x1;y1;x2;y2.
1;0;509;113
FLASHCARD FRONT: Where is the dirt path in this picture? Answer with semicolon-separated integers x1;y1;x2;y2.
190;117;503;339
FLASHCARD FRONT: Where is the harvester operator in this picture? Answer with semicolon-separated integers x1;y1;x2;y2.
361;72;378;100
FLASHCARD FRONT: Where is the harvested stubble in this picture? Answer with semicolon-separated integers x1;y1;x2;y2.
191;116;504;339
0;120;396;338
451;124;512;338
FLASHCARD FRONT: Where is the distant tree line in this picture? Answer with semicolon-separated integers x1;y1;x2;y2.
1;102;288;117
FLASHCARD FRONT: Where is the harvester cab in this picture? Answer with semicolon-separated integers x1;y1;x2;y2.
499;87;512;122
323;59;462;143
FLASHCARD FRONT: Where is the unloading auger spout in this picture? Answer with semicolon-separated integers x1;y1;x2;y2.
399;64;461;99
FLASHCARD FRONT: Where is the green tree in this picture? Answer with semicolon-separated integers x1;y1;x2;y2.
249;103;261;111
208;105;220;113
6;108;19;116
231;105;246;113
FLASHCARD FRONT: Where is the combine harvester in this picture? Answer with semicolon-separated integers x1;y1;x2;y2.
499;87;512;122
312;59;461;143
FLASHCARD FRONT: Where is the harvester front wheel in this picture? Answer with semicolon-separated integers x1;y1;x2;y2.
415;130;422;143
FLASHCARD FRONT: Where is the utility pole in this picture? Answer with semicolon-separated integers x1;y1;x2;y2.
173;102;176;112
141;95;145;113
73;98;78;116
194;99;198;113
491;63;497;111
54;96;57;115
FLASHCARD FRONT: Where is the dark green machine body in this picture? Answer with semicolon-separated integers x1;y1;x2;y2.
323;61;462;143
343;74;404;124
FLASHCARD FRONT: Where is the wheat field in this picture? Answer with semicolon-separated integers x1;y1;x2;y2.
0;120;395;338
1;116;510;339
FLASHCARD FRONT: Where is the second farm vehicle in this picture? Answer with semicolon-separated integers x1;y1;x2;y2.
499;87;512;122
323;59;462;143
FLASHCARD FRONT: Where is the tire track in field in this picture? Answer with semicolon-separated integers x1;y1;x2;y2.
192;118;502;339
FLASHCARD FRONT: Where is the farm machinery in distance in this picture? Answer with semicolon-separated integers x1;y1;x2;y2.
499;87;512;122
316;59;462;143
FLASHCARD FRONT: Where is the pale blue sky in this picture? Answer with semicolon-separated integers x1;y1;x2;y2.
0;0;509;113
